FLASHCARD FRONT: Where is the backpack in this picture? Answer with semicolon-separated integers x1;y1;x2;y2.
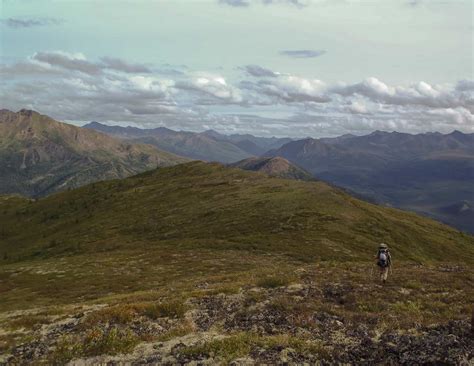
377;249;389;268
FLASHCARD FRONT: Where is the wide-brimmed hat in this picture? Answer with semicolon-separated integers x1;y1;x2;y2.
379;243;388;248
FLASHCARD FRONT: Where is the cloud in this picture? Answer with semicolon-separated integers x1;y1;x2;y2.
279;49;326;58
427;107;474;125
1;51;473;137
32;51;102;75
242;65;278;77
347;101;370;114
455;79;474;92
331;77;474;111
0;17;62;28
242;75;330;104
0;52;181;125
175;74;243;104
2;51;154;77
0;61;69;78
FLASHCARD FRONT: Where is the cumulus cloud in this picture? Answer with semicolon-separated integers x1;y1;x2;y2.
0;17;63;28
1;51;473;137
427;107;473;125
279;49;326;58
242;65;278;77
331;77;474;111
242;75;330;104
175;74;243;104
347;101;370;114
0;52;181;125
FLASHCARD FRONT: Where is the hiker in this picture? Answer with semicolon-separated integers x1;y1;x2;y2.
375;243;392;283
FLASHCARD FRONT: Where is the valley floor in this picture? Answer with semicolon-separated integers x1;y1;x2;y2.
0;250;472;364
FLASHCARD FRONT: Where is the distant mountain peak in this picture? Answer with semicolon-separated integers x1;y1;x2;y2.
369;130;385;135
201;129;224;139
0;111;187;197
18;109;41;117
84;121;103;127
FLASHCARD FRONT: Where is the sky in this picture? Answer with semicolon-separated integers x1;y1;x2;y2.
0;0;473;137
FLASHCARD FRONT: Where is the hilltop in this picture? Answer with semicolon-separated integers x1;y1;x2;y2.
0;161;473;364
230;156;313;181
0;110;187;197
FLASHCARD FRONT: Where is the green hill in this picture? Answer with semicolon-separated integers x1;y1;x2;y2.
230;156;313;181
0;109;187;197
2;161;472;264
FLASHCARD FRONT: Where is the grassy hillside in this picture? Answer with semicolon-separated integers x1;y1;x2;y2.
0;109;187;197
1;161;472;265
0;162;473;364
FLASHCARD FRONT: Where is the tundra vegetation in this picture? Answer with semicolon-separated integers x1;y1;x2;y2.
0;162;472;364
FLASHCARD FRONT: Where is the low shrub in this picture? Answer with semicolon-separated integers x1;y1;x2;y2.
181;333;330;363
141;300;187;320
51;327;139;363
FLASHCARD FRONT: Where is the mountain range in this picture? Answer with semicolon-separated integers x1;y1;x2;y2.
266;130;474;233
84;121;292;163
1;110;472;233
0;110;187;197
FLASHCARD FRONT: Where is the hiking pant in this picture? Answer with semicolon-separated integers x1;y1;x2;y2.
380;266;389;282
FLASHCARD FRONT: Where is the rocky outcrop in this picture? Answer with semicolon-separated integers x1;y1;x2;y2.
4;282;473;365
